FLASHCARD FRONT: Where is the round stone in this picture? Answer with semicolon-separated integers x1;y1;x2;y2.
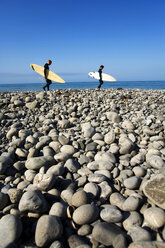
100;205;123;223
109;192;126;210
109;143;119;154
49;202;67;218
143;174;165;210
35;215;63;247
122;120;135;131
84;182;99;199
123;196;140;211
61;189;74;206
33;173;55;191
36;136;51;150
43;146;55;157
106;111;121;123
24;169;37;182
6;128;18;139
7;188;22;204
128;226;152;242
64;158;80;173
72;191;89;207
119;137;134;155
87;160;114;171
46;163;65;176
88;173;107;183
49;141;61;153
123;211;143;231
95;171;111;181
54;152;69;162
112;234;128;248
99;181;113;200
58;134;69;145
147;155;165;169
58;119;70;129
144;207;165;229
25;156;55;170
130;153;145;166
81;123;95;138
0;214;22;247
77;224;92;236
92;133;104;141
76;176;87;187
60;145;75;155
49;240;64;248
94;151;116;164
104;131;116;144
15;148;28;158
17;180;30;190
124;176;141;190
78;167;93;177
133;166;146;177
18;190;48;213
92;222;125;246
68;234;91;248
73;204;99;225
85;142;97;152
13;161;25;171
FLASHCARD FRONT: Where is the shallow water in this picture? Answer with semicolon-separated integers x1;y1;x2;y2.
0;81;164;92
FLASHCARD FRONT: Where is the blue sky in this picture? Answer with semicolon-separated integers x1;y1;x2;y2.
0;0;165;83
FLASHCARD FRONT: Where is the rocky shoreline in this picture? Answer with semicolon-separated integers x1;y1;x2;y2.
0;88;165;248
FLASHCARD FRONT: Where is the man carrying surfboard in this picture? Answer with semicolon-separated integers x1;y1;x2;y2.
98;65;104;89
43;60;52;91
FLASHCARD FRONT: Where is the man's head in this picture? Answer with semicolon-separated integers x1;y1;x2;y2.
48;60;52;65
100;65;104;69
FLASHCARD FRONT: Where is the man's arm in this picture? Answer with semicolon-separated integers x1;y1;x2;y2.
98;69;102;81
44;64;48;79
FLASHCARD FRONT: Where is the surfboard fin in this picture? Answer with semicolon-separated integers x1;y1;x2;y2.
31;64;34;70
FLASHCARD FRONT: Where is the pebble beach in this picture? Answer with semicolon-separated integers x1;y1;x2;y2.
0;88;165;248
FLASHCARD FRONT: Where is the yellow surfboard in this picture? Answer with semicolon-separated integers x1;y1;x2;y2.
30;64;65;83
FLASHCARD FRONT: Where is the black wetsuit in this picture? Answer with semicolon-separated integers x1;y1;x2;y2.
43;63;52;91
98;68;103;89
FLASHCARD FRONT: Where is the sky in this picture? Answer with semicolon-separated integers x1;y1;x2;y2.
0;0;165;83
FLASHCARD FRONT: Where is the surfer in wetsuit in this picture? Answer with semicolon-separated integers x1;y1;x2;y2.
98;65;104;89
43;60;52;91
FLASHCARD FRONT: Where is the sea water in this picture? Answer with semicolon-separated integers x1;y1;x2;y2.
0;81;164;92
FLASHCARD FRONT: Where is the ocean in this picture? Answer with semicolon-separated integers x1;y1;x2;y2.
0;81;164;92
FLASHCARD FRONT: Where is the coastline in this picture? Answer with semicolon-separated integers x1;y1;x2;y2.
0;88;165;247
0;80;165;92
0;87;165;94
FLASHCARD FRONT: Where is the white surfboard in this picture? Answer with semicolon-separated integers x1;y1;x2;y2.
88;72;116;82
30;64;65;83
